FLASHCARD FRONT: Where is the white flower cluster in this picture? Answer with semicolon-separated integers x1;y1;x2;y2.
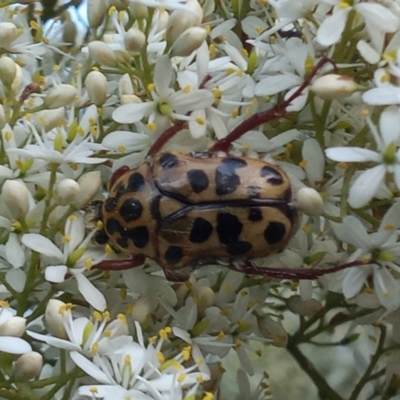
0;0;400;399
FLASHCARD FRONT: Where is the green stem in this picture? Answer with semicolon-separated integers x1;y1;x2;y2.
41;368;82;400
287;336;344;400
349;325;387;400
333;9;357;63
39;163;58;235
340;166;355;217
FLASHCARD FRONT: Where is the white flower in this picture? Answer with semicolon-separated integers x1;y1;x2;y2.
22;213;106;311
6;122;105;178
317;2;398;47
71;322;209;400
331;201;400;311
112;55;214;134
28;300;131;355
325;106;400;208
128;0;192;11
254;38;314;112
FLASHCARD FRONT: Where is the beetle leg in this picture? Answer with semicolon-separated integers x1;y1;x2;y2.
226;259;369;280
148;120;186;156
93;255;146;271
210;57;337;153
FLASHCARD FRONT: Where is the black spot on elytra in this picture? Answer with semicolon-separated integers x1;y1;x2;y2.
227;241;252;255
127;226;149;248
189;217;213;243
248;208;263;221
264;222;286;245
159;153;179;169
127;173;145;192
105;218;122;235
222;157;247;169
187;169;209;193
216;213;243;245
215;157;246;196
260;166;284;185
120;198;143;222
247;185;261;198
165;245;183;264
104;197;119;213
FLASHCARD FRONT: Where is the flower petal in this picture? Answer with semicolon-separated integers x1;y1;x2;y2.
302;139;324;185
325;147;381;162
348;166;386;208
362;86;400;105
45;265;68;283
112;102;155;124
255;74;303;96
379;106;400;146
373;267;400;311
70;351;112;384
317;8;349;46
357;3;399;33
71;271;107;311
27;330;81;351
22;234;64;260
342;267;370;299
0;337;32;354
331;216;371;249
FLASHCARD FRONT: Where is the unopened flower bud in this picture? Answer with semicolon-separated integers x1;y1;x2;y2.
0;56;16;87
0;104;6;129
11;63;22;94
44;84;78;109
45;299;68;339
13;351;43;380
166;0;203;45
297;187;324;216
196;286;215;314
124;28;146;52
131;297;151;324
88;41;117;67
310;74;361;100
115;50;130;65
129;3;148;19
170;27;207;57
2;180;30;220
33;107;65;132
75;171;101;206
0;22;17;48
62;19;77;47
119;74;134;96
57;179;80;205
0;316;26;337
85;70;108;106
121;94;142;105
88;0;107;29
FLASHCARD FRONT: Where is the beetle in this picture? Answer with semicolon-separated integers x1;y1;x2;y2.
93;58;363;281
95;151;301;281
